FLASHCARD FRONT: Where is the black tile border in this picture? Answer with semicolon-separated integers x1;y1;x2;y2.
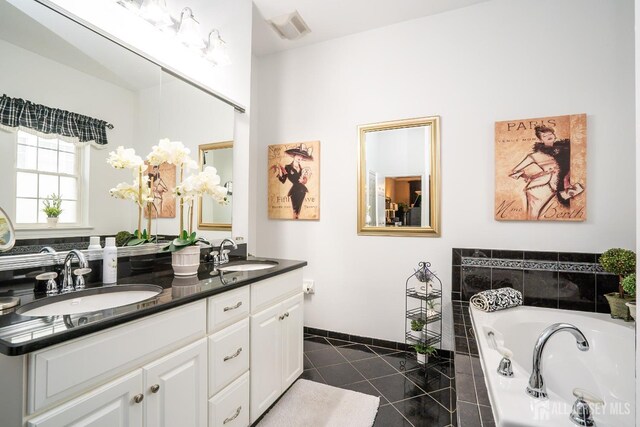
453;248;616;315
303;327;454;360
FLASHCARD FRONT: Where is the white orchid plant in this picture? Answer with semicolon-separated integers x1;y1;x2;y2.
107;139;228;251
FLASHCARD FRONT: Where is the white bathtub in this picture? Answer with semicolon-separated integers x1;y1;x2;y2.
470;305;635;427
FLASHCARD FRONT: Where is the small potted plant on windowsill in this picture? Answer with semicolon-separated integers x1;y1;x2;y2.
42;194;62;227
413;343;436;365
599;248;636;321
622;273;636;321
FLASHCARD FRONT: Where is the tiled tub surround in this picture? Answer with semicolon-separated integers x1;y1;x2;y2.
453;301;494;427
471;305;635;427
451;249;619;313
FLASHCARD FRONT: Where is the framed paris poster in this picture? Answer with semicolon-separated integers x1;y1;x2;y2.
495;114;586;221
268;141;320;220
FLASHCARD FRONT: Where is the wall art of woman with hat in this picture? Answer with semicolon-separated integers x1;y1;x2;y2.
272;143;314;219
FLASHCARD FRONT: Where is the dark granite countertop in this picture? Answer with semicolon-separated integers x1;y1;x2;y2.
0;256;306;356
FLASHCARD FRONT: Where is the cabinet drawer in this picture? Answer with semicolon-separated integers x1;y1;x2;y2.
207;287;250;333
250;270;303;314
208;371;249;427
28;300;206;414
208;318;249;396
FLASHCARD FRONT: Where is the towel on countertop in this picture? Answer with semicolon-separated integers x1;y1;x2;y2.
470;287;523;312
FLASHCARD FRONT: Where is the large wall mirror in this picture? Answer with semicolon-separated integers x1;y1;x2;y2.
198;141;233;230
0;0;234;255
358;116;440;236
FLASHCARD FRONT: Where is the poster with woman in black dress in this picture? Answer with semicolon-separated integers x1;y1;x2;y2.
268;142;320;220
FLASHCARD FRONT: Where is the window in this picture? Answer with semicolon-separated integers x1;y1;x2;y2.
15;130;81;225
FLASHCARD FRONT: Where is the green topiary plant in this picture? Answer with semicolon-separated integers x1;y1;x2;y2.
599;248;636;297
622;273;636;298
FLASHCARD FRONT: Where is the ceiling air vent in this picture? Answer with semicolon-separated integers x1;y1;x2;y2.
268;10;311;41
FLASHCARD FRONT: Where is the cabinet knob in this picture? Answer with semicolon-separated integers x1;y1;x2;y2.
284;312;290;318
133;393;144;404
150;384;160;393
278;314;285;320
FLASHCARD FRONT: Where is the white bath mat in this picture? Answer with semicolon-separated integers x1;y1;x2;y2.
257;379;380;427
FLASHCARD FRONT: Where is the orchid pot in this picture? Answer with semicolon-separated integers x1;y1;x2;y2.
46;217;58;228
171;245;201;277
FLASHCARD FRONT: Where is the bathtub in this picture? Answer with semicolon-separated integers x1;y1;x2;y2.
470;305;635;427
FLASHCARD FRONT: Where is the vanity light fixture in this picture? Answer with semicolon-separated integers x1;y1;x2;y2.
139;0;173;29
177;7;205;49
205;29;231;66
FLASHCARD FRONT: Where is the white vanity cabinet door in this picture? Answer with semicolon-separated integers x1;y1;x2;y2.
281;293;304;391
27;370;143;427
143;338;208;427
249;301;283;423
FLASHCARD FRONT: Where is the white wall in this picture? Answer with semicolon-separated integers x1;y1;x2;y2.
635;0;639;420
253;0;636;349
0;39;138;237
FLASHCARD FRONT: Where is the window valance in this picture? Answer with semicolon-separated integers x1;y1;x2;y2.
0;94;113;146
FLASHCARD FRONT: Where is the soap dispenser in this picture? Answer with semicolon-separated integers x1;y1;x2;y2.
102;237;118;284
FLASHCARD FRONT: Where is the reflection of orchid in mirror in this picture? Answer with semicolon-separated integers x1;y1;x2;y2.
0;218;8;245
175;166;228;235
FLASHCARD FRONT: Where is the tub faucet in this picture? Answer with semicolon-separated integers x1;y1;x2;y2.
61;250;89;293
526;323;589;399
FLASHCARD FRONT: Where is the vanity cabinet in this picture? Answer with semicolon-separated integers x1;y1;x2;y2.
28;338;208;427
250;291;303;423
0;266;305;427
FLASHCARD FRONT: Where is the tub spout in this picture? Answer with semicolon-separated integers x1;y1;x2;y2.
526;323;589;399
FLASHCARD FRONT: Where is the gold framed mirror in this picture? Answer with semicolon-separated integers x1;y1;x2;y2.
198;141;233;230
357;116;440;236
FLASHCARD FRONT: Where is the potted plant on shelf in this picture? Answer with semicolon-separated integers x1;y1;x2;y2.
599;248;636;321
622;273;636;320
411;318;426;341
413;343;436;365
42;194;62;227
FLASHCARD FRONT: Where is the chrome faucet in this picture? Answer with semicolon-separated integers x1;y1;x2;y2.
61;250;90;293
218;238;237;264
39;246;56;254
526;323;589;399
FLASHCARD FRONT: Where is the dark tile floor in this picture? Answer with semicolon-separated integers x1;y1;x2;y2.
301;334;457;427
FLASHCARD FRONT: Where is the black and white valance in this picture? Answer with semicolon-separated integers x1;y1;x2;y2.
0;94;113;146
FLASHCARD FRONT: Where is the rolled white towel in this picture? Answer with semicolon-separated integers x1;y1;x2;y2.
470;287;523;312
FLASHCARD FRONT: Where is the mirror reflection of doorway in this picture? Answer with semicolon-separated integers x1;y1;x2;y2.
383;176;423;226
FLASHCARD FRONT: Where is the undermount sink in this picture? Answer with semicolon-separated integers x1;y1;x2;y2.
217;260;278;272
17;284;163;317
